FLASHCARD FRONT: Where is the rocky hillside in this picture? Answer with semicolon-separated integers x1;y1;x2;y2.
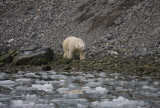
0;0;160;56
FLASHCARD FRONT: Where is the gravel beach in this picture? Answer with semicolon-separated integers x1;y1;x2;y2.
0;0;160;56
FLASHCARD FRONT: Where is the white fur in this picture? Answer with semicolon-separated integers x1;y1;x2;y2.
62;36;85;60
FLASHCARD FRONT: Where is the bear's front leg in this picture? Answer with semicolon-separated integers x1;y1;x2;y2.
68;51;73;59
80;52;85;60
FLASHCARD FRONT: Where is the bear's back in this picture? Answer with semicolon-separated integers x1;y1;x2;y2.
62;36;76;50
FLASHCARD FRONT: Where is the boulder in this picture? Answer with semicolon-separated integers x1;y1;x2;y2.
13;48;53;65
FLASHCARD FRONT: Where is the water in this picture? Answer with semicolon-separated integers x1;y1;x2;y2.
0;70;159;108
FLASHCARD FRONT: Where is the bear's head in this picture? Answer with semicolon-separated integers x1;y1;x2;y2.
77;44;87;52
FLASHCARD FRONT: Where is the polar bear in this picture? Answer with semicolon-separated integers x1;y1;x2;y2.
62;36;85;60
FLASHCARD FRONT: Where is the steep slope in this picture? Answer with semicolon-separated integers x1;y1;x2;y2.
0;0;159;56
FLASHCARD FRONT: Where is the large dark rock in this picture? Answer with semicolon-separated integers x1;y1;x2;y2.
13;48;53;65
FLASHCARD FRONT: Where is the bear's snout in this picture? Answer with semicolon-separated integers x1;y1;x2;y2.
82;48;88;52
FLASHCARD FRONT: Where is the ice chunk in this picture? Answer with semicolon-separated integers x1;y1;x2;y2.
99;72;106;78
24;73;39;78
15;86;37;91
11;100;24;107
142;86;158;91
15;78;34;84
35;80;57;84
47;71;57;74
0;73;6;80
50;75;66;80
139;81;148;86
83;86;95;94
0;80;16;86
95;87;108;94
41;74;50;79
57;88;70;94
32;83;53;92
97;96;143;108
85;74;94;78
153;82;159;85
0;102;7;107
11;100;55;107
63;92;80;99
85;82;101;88
83;86;108;94
77;104;87;108
91;101;99;107
25;94;37;100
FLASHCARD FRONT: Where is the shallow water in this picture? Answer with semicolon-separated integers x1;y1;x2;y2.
0;70;159;108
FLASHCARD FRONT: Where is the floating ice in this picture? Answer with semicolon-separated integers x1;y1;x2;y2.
85;82;101;88
11;100;24;107
92;96;144;108
0;102;6;107
0;94;11;102
0;73;6;80
85;74;94;78
139;81;148;86
95;87;108;94
98;72;106;78
140;91;158;97
142;86;158;91
118;81;128;85
15;78;34;84
50;75;66;80
0;80;16;86
32;83;53;92
25;94;37;100
83;86;108;94
15;86;37;91
63;92;80;99
11;100;55;107
41;74;50;79
153;82;159;85
35;80;57;84
57;88;70;94
83;86;95;94
68;84;80;89
47;71;57;75
51;99;87;107
24;73;39;78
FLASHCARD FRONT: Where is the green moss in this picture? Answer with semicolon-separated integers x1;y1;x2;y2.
8;50;19;57
48;53;160;76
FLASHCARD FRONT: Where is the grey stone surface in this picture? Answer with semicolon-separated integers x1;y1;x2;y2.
0;0;160;56
12;48;53;65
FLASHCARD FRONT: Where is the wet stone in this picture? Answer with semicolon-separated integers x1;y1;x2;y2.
0;70;159;107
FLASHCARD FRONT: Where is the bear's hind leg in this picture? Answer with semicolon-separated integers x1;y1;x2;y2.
68;51;73;59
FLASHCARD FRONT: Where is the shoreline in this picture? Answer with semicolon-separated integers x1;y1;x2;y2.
0;50;160;77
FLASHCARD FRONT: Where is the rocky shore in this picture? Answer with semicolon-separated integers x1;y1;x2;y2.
1;0;160;55
0;47;160;77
